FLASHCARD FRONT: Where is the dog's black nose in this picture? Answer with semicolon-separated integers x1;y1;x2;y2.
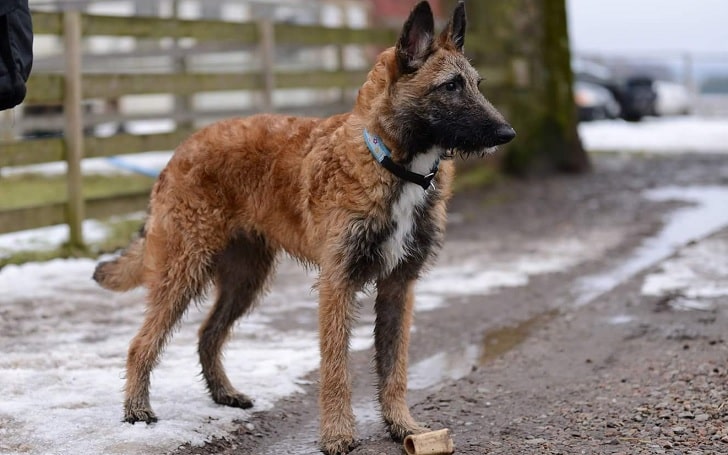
494;125;516;145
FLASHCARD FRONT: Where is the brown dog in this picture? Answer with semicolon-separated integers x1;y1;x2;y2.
93;1;514;453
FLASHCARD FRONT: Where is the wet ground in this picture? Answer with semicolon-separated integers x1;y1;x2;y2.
172;153;728;455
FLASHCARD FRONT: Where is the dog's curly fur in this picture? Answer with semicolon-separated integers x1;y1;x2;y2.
93;2;514;453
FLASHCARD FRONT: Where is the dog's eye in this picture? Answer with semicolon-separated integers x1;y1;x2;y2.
436;76;464;94
444;79;462;92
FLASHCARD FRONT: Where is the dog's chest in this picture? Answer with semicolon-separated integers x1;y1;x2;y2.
380;184;428;274
379;149;440;275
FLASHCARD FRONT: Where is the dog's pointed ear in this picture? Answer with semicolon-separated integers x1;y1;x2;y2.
396;1;435;73
439;0;466;52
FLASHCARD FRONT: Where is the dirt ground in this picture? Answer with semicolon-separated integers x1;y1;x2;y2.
174;153;728;455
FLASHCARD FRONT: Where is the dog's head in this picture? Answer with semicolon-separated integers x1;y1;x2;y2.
359;1;515;162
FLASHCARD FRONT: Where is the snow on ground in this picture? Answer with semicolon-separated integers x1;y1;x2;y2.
417;234;622;311
0;219;122;259
0;228;620;455
641;229;728;311
0;258;328;455
578;116;728;153
0;151;173;179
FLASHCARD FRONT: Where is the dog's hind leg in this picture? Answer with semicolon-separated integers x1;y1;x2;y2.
124;233;214;424
374;276;428;441
198;232;277;409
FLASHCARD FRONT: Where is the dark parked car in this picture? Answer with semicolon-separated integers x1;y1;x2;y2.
619;76;657;121
572;59;657;122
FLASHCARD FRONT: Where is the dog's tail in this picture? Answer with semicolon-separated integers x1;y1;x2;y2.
93;234;145;292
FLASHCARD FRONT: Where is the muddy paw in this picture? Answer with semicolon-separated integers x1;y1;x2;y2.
387;420;429;442
124;407;158;424
319;435;359;455
212;391;254;409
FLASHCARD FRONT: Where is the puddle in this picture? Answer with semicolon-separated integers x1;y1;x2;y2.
408;310;558;391
573;186;728;306
478;310;558;365
408;345;481;390
607;314;635;325
666;296;716;312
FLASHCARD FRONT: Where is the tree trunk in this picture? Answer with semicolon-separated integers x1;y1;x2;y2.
448;0;589;175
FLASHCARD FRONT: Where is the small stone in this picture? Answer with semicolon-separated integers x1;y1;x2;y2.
671;426;686;435
695;414;709;422
525;438;546;444
678;412;694;419
244;422;255;431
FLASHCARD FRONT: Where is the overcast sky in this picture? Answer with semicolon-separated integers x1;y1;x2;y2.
566;0;728;55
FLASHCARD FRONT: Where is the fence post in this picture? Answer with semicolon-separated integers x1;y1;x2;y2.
63;10;85;250
258;19;275;112
172;0;192;129
336;1;348;105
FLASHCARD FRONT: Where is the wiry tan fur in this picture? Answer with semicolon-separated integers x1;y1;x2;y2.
94;2;514;454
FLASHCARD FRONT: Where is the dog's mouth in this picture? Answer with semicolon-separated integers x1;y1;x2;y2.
444;146;498;160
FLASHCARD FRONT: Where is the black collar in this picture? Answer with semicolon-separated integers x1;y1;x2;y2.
363;129;439;190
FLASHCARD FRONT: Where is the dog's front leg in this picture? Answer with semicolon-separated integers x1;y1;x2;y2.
374;276;428;441
317;276;358;455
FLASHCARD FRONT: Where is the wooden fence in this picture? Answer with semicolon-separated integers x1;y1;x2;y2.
0;9;505;249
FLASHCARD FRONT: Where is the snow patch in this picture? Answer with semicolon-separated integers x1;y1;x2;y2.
417;233;621;309
579;116;728;153
0;258;371;455
642;231;728;300
0;151;173;178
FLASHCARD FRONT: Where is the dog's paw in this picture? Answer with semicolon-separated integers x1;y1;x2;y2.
212;391;254;409
124;407;158;424
319;435;359;455
387;420;429;442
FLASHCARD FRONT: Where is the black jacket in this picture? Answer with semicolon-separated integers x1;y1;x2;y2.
0;0;33;110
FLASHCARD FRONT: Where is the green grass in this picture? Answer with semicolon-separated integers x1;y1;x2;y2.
0;173;154;210
0;173;152;267
0;248;76;267
0;214;145;268
453;165;500;192
92;216;145;254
